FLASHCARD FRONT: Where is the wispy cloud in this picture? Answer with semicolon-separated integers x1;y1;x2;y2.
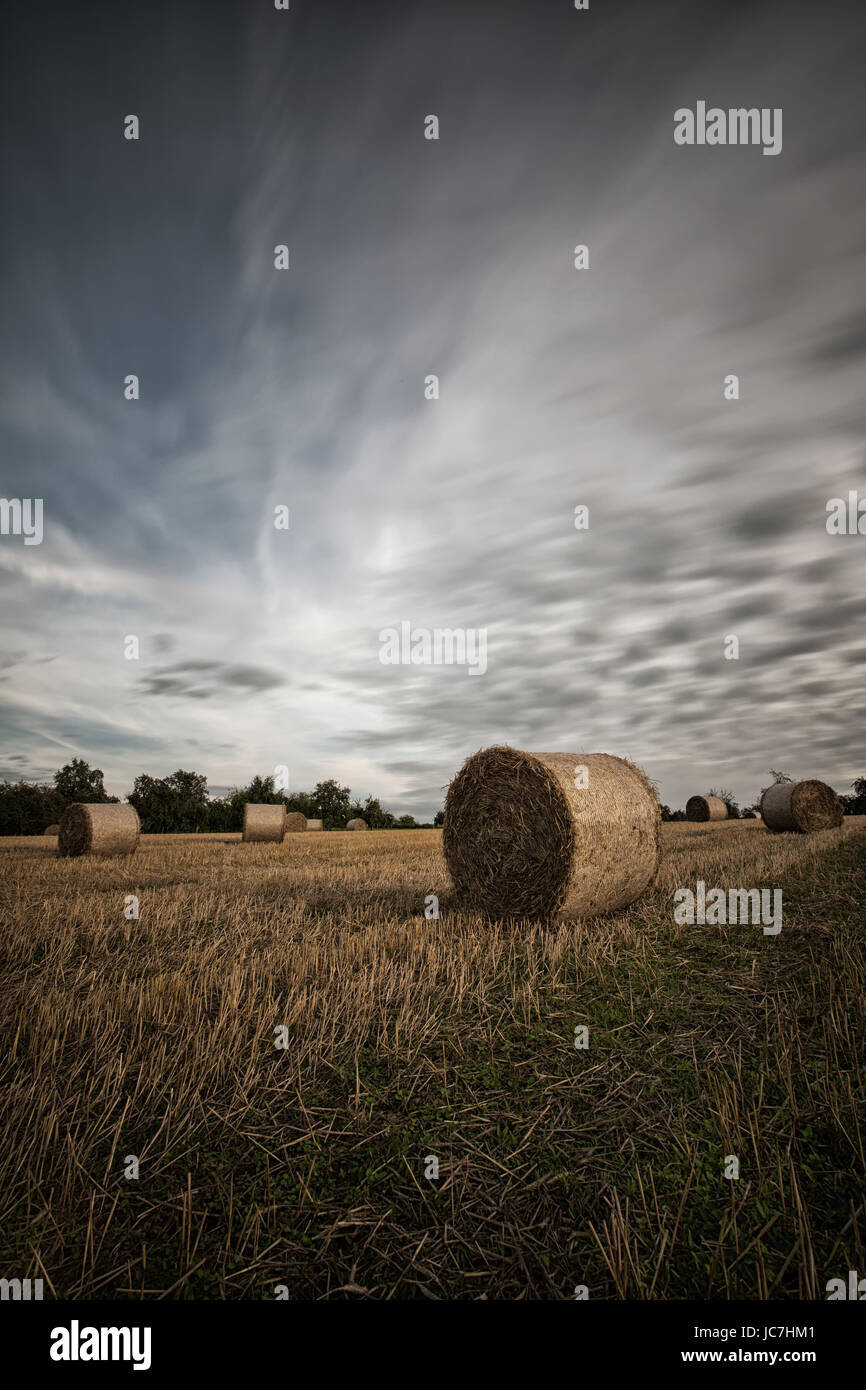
1;0;864;816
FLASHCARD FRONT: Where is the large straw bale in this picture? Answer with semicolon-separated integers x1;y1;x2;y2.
685;795;729;822
58;803;140;857
243;803;286;842
443;745;660;921
760;780;843;833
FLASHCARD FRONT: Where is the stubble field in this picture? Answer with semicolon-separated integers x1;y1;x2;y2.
1;820;864;1299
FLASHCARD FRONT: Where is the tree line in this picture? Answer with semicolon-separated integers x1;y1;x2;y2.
1;759;862;836
0;759;440;835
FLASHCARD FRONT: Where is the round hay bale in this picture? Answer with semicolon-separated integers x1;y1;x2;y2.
443;745;660;922
345;818;368;831
44;823;60;836
760;780;843;833
242;803;286;843
285;811;307;833
306;819;324;831
58;803;140;857
685;795;728;823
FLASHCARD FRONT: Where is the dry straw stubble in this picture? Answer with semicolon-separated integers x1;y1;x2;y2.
686;795;729;822
760;780;843;833
57;803;140;857
443;745;660;922
242;804;286;843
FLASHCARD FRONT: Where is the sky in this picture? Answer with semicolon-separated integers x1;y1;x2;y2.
1;0;865;820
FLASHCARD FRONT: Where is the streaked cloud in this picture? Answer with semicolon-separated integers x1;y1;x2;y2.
1;0;864;819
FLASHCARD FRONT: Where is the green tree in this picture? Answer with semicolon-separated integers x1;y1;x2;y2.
241;774;283;804
128;769;209;832
203;794;234;833
840;776;866;816
285;790;316;820
311;779;352;830
365;796;396;828
0;780;65;835
54;758;114;804
349;795;395;829
216;774;284;832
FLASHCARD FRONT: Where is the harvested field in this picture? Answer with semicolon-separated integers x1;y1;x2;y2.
0;820;864;1300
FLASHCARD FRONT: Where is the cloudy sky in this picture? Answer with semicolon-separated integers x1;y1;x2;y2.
1;0;865;819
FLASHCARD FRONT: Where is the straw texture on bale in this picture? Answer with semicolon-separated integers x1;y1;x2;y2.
58;803;140;857
284;811;307;833
345;818;368;831
685;795;729;822
44;824;60;836
306;819;324;831
760;780;843;833
443;745;660;922
242;803;286;843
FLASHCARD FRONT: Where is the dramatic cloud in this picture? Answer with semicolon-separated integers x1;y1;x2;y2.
137;661;285;698
1;0;864;819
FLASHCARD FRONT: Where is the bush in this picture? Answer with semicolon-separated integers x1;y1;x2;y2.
0;759;117;835
0;781;65;835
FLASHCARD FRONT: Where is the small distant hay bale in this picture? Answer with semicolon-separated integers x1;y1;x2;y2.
686;795;729;822
760;780;843;833
306;819;324;831
345;818;368;831
58;803;140;857
443;745;660;922
285;811;307;833
242;803;286;843
44;823;60;836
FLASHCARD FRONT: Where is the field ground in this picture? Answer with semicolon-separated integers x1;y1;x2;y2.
1;820;864;1299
